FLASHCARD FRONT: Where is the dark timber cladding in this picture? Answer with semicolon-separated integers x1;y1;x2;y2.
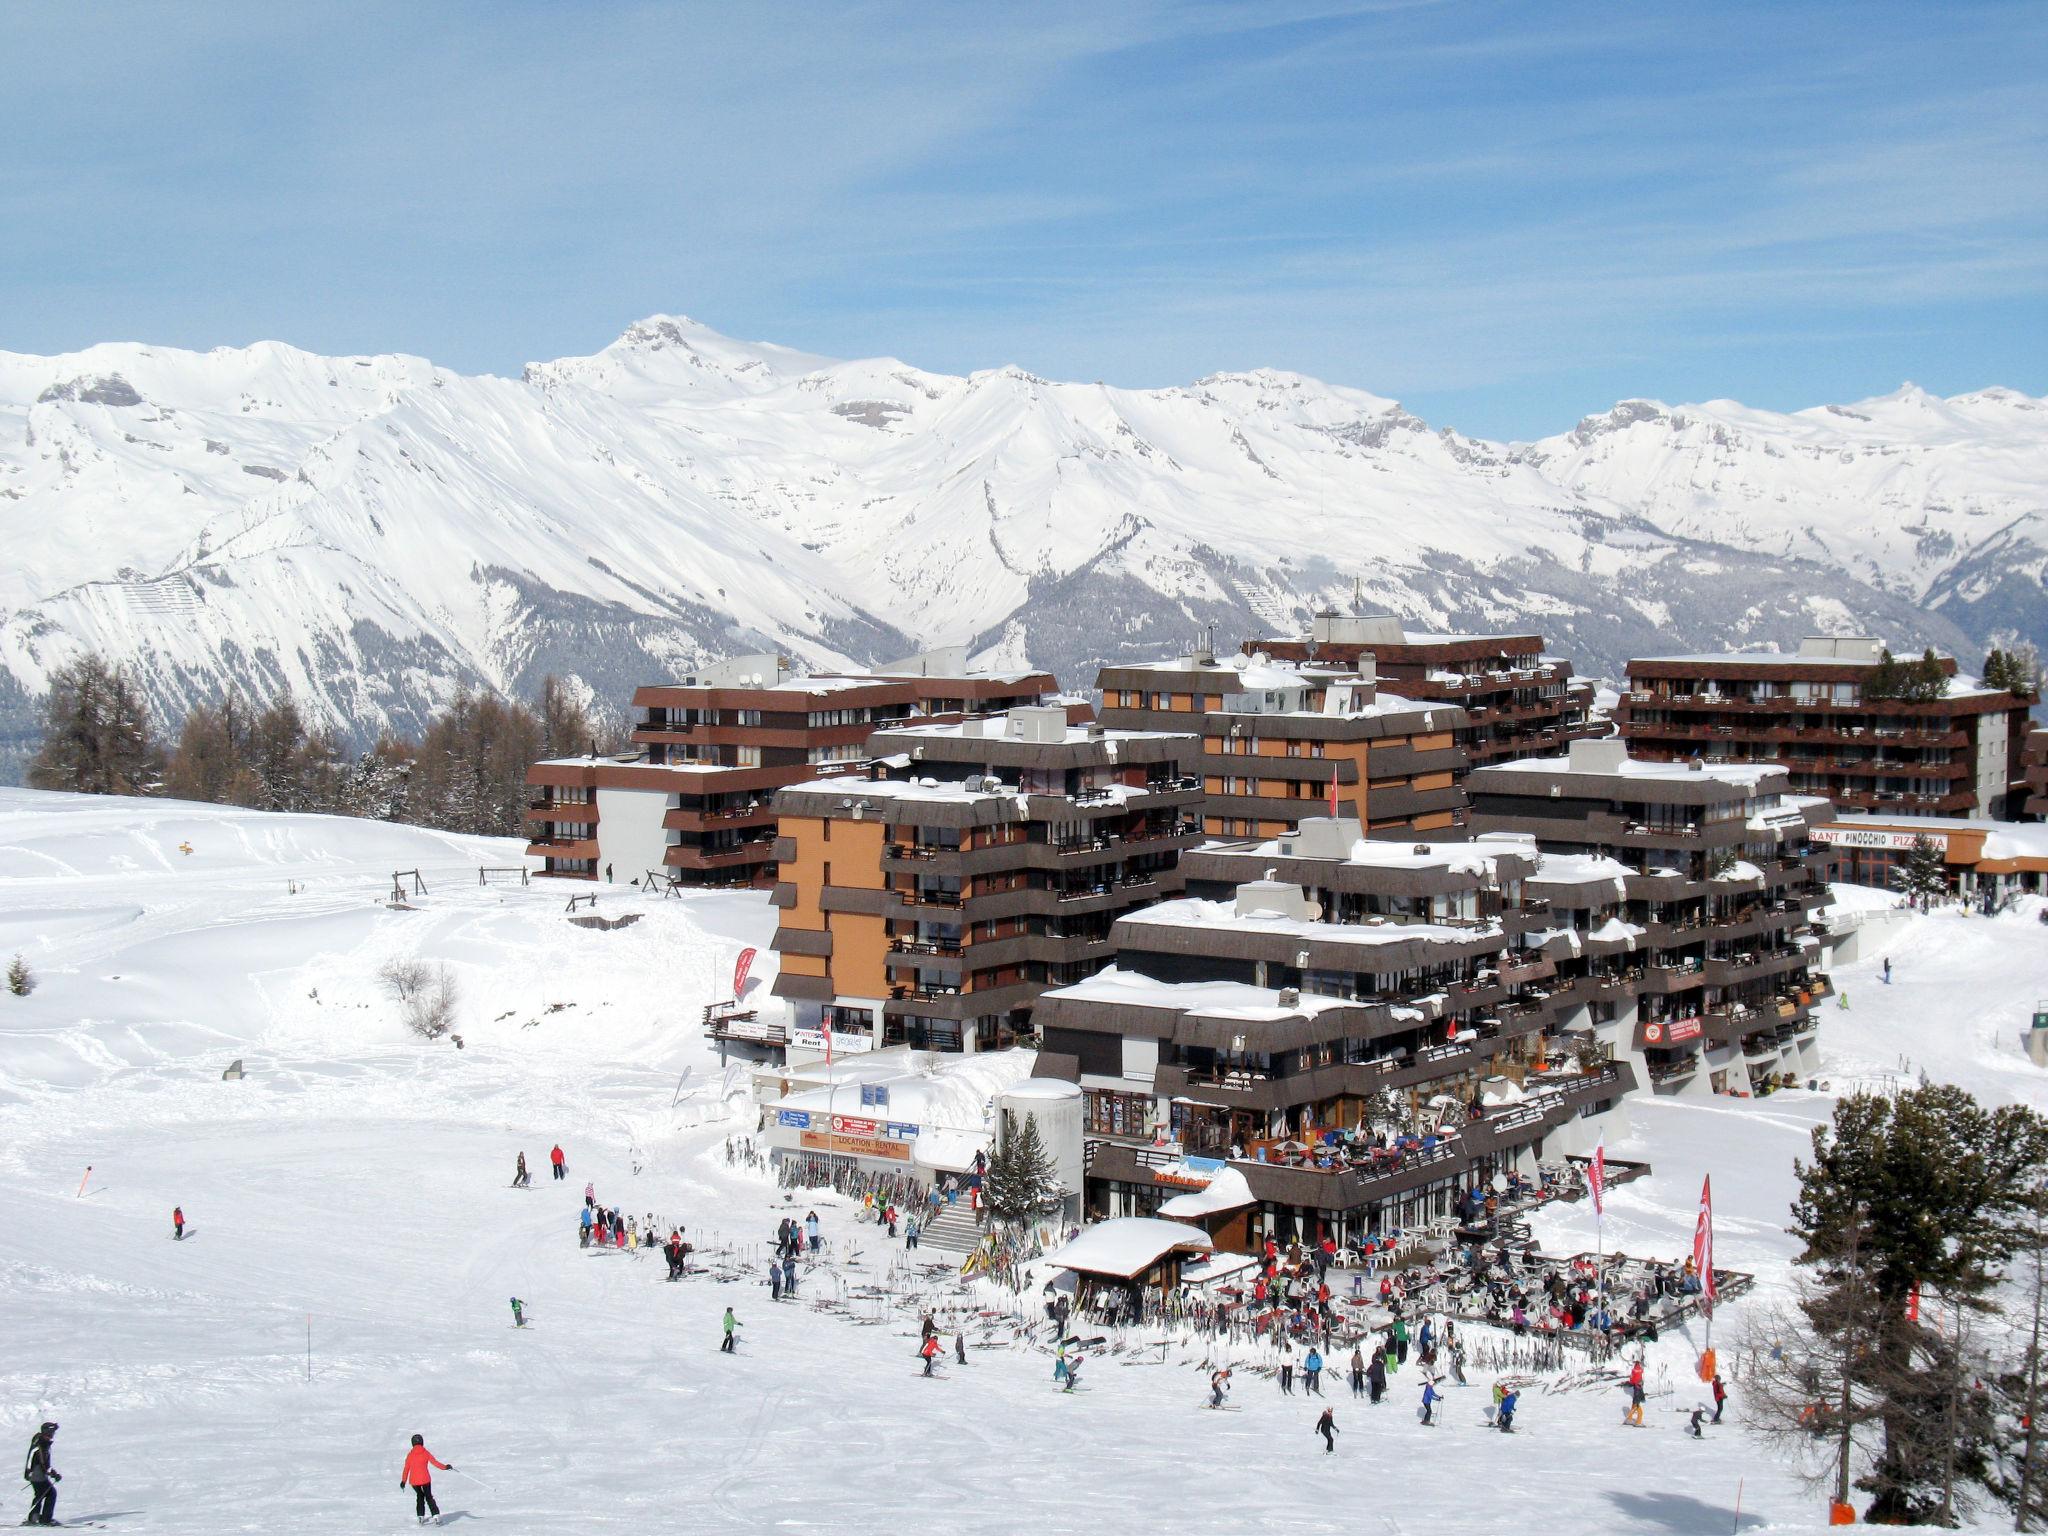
2027;729;2048;819
1095;648;1470;841
1246;609;1599;767
1618;635;2037;822
523;647;1061;886
768;707;1204;1056
1032;815;1638;1252
1465;736;1834;1099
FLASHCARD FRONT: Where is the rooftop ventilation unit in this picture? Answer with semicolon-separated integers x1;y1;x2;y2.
1277;987;1300;1007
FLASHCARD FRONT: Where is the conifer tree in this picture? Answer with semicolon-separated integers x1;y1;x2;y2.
1785;1086;2048;1522
983;1109;1063;1224
1893;835;1947;910
26;653;163;796
5;953;31;997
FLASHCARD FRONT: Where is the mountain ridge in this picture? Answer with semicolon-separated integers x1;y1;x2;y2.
1;315;2039;775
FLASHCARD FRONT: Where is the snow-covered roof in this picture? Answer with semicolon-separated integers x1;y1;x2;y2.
1041;966;1352;1021
1527;851;1633;887
773;1048;1038;1129
880;718;1185;746
1258;830;1523;875
1003;1078;1083;1102
1481;753;1778;788
780;775;1016;805
912;1129;987;1171
1156;1166;1255;1217
1044;1218;1214;1279
1122;896;1498;950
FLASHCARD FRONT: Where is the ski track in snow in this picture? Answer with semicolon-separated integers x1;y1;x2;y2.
1;789;2045;1532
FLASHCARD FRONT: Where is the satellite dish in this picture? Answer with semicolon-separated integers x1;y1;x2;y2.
1491;1173;1509;1195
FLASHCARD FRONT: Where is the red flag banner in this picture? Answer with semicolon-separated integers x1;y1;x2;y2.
732;947;757;999
1694;1175;1716;1303
1327;773;1339;818
1590;1137;1607;1217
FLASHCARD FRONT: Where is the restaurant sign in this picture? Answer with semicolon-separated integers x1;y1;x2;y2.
1812;826;1946;853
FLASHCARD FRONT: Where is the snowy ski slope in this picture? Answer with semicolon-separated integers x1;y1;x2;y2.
2;790;2045;1533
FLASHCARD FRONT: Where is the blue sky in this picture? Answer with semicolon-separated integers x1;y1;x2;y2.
1;1;2042;438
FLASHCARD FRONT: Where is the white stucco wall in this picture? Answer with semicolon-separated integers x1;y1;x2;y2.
594;785;672;882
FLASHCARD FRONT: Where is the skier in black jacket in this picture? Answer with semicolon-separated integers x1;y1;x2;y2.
23;1422;59;1527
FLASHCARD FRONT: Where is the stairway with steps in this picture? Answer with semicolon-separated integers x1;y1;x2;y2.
916;1201;984;1254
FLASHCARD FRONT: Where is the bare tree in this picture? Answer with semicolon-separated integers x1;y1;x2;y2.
1737;1219;1889;1514
379;957;458;1039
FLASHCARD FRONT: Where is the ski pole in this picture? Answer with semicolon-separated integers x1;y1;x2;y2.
447;1466;492;1492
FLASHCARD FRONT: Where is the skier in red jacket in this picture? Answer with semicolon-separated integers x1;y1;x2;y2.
549;1143;566;1181
401;1435;452;1524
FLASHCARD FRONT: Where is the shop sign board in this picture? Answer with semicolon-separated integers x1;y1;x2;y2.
1642;1015;1704;1046
1813;826;1946;853
800;1129;911;1162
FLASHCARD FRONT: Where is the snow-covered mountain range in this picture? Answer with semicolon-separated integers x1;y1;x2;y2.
2;315;2041;771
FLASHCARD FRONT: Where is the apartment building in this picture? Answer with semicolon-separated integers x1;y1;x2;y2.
1465;737;1835;1099
1095;648;1468;839
1030;819;1637;1252
523;648;1060;885
1618;636;2036;820
1250;608;1598;766
767;707;1203;1056
2026;728;2048;819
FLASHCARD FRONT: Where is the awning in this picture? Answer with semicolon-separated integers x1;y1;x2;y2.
913;1129;987;1172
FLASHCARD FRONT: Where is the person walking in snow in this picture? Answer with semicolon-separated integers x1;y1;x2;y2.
22;1421;59;1528
1419;1377;1440;1426
399;1433;452;1525
769;1261;782;1301
1497;1387;1519;1432
584;1181;595;1207
1711;1373;1728;1424
954;1332;966;1367
1315;1406;1337;1453
513;1152;530;1188
1278;1339;1295;1396
920;1335;942;1376
905;1217;919;1250
1303;1346;1324;1396
509;1296;526;1328
1882;957;1892;984
1623;1357;1647;1426
1688;1405;1706;1438
1349;1345;1366;1397
720;1308;741;1353
805;1210;820;1255
1062;1354;1083;1393
550;1143;566;1180
1367;1348;1387;1404
173;1205;185;1240
579;1206;593;1248
781;1256;797;1298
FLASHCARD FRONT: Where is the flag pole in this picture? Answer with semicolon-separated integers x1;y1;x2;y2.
1590;1135;1607;1325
